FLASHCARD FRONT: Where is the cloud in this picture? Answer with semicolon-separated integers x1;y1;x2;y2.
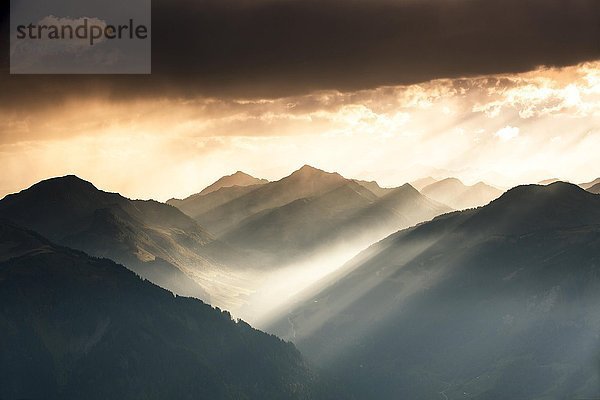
0;62;599;200
0;0;599;107
495;126;520;141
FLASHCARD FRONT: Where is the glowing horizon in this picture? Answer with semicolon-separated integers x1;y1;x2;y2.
1;62;599;202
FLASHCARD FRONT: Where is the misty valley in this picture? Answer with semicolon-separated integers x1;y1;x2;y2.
1;166;600;399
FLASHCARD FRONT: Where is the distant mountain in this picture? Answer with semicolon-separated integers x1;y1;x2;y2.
410;176;438;191
166;166;449;321
0;176;244;305
167;171;268;221
193;165;349;235
588;182;600;194
223;181;450;266
0;220;334;400
353;180;395;197
270;183;600;399
538;177;564;185
421;177;502;209
580;178;600;190
168;184;264;220
199;171;268;196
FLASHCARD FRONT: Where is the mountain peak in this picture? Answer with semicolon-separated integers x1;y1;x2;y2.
0;175;105;205
290;165;342;179
199;171;268;196
32;174;97;191
438;177;464;185
298;164;325;173
516;180;575;193
231;170;253;178
399;182;420;193
495;181;584;202
466;181;600;233
421;177;503;210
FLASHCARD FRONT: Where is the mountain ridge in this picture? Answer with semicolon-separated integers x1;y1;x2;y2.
588;182;600;194
220;178;450;268
192;165;349;235
580;177;600;190
420;177;503;209
269;181;600;399
0;175;242;304
0;219;334;400
198;171;268;196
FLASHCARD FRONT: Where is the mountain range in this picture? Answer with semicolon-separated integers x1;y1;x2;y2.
410;176;438;191
0;175;250;308
0;219;334;400
269;182;600;399
164;166;453;321
197;171;269;196
168;171;269;219
588;182;600;194
168;166;449;266
186;165;353;236
420;177;503;210
579;178;600;190
220;173;451;268
1;168;600;400
0;168;453;313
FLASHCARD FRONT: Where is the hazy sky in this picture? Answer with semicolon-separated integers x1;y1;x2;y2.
0;1;598;201
0;62;598;201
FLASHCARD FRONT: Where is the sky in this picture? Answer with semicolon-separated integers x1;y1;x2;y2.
0;0;599;201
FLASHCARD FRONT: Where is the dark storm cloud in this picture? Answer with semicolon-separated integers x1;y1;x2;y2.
1;0;599;108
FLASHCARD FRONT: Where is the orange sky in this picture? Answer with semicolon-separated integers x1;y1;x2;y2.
1;62;599;201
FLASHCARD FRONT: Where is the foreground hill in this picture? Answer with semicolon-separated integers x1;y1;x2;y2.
0;220;333;400
420;177;502;209
270;182;600;399
0;176;245;306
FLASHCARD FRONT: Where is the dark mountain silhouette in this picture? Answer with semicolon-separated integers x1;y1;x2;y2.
421;177;502;209
580;178;600;190
223;181;450;266
0;176;242;303
0;220;335;400
270;182;600;399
